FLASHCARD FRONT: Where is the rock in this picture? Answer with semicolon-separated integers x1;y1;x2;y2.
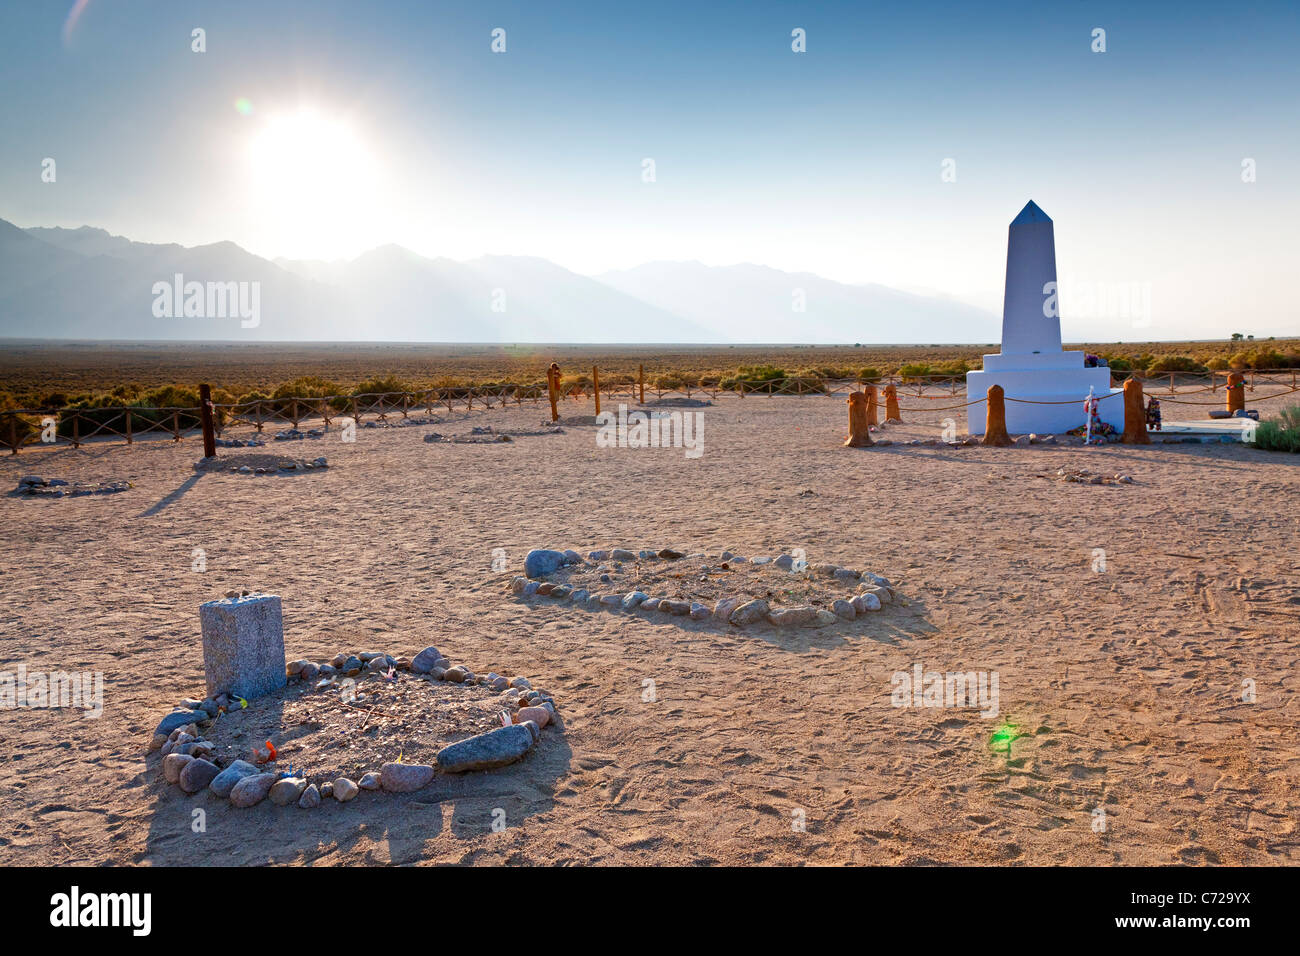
331;653;347;668
298;784;321;808
359;772;381;790
584;593;602;609
720;550;735;561
638;549;658;560
162;753;193;784
179;758;221;793
320;781;333;798
199;593;286;703
551;584;571;598
269;777;308;806
657;548;684;560
155;710;207;737
229;772;277;808
660;600;691;616
731;555;748;563
561;549;583;565
832;599;857;621
516;705;551;728
148;733;168;753
510;676;532;690
851;592;882;614
209;760;262;798
861;585;892;604
752;556;773;565
334;777;359;802
610;548;637;561
522;581;541;597
287;660;312;676
621;591;649;611
713;597;743;621
773;554;795;571
729;599;770;626
689;602;710;620
640;597;661;611
569;588;590;603
810;563;839;578
436;724;536;773
767;606;817;627
179;697;204;709
812;609;838;627
536;582;556;595
365;655;390;673
380;762;435;792
489;676;509;691
587;550;609;561
358;651;385;662
510;576;529;594
175;740;216;759
833;568;862;581
524;549;565;578
300;662;320;681
598;594;623;607
443;665;469;683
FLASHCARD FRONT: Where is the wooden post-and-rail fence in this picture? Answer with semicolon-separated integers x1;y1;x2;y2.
4;368;1298;454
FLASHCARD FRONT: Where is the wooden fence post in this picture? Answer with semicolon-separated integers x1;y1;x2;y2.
547;363;560;422
592;366;601;416
982;385;1012;446
638;364;645;404
125;408;133;445
1226;371;1245;414
1122;378;1150;444
199;384;216;457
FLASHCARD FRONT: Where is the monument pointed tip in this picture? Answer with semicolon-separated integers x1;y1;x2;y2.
1011;200;1051;225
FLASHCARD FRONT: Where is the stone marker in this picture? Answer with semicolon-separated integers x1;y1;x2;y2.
436;724;535;773
200;594;286;701
209;760;262;798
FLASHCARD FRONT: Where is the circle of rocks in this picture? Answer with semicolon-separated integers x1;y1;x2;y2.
149;645;559;810
13;476;131;497
512;547;898;629
194;454;328;476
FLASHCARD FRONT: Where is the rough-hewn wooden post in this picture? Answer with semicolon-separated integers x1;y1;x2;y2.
547;363;560;422
1226;371;1245;414
844;392;873;447
172;410;181;442
592;366;601;416
884;383;901;422
638;364;645;404
125;408;133;445
982;385;1012;446
1121;378;1150;444
199;383;217;458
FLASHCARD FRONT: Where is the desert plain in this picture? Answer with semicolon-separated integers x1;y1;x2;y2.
1;383;1297;866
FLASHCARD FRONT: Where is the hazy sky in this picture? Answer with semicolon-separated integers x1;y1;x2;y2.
1;0;1297;337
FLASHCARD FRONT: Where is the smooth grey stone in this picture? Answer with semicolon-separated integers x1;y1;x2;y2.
729;599;770;626
436;724;536;773
767;606;817;627
179;758;221;793
269;777;307;806
524;549;565;578
773;554;795;571
209;759;262;798
229;772;277;808
411;646;442;673
621;591;649;611
610;549;637;561
689;602;710;620
640;597;661;611
154;710;207;737
380;762;435;792
833;599;857;620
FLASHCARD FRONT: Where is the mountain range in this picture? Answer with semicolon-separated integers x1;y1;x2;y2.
0;219;998;343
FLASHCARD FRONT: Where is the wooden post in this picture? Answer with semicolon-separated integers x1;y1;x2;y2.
255;401;264;432
125;408;133;445
199;384;217;458
1121;378;1150;444
1226;371;1245;414
844;392;874;447
884;383;901;422
592;366;601;416
638;364;645;404
982;385;1012;446
291;399;300;429
865;384;879;427
547;363;560;422
172;410;181;442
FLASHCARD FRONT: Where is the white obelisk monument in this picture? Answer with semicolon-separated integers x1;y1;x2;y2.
966;201;1114;435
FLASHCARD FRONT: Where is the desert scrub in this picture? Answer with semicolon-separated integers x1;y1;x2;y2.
1254;405;1300;453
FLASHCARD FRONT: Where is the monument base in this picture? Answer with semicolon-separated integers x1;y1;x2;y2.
966;360;1115;435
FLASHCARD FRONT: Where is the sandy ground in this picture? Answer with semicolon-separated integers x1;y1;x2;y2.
1;387;1298;866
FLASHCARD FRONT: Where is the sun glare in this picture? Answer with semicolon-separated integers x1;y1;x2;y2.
245;109;382;260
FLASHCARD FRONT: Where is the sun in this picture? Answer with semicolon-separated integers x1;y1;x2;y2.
245;109;382;260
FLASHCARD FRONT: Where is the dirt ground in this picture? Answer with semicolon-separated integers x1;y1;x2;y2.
1;387;1297;866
